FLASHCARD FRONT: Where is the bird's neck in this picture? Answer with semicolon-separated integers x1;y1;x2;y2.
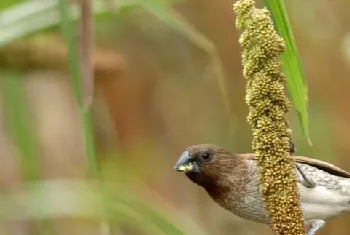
205;159;253;204
204;180;231;201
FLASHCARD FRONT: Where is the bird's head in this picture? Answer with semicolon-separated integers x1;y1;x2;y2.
173;144;245;193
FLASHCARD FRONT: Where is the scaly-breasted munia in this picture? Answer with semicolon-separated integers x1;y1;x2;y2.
174;144;350;235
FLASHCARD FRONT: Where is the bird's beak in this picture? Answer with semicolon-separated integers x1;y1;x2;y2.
173;151;200;173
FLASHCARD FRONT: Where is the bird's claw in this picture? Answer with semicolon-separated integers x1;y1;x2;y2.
296;164;316;188
306;220;326;235
301;177;316;188
290;141;316;188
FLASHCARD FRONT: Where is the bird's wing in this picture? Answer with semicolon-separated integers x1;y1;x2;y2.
240;153;350;178
294;156;350;178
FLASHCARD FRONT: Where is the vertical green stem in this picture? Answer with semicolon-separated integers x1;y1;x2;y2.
58;0;98;178
58;1;112;233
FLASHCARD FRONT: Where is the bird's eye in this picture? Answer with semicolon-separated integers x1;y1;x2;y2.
201;152;212;161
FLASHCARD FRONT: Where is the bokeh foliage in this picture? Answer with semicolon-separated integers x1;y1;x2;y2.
2;0;347;235
0;0;212;234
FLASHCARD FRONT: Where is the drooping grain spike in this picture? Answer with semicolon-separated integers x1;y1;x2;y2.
233;1;305;234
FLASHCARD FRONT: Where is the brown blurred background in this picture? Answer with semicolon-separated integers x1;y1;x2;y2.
1;0;350;234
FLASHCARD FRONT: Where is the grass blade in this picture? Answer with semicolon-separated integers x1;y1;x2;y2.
1;72;53;234
1;73;40;180
262;0;311;144
58;0;98;189
0;0;107;47
0;0;181;48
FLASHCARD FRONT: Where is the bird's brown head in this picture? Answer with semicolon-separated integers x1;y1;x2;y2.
173;144;246;195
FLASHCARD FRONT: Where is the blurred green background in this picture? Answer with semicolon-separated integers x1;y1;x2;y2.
1;0;350;235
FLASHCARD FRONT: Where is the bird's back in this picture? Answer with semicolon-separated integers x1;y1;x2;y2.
237;158;350;222
296;161;350;220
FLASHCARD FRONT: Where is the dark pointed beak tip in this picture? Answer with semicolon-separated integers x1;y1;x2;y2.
173;165;180;171
173;150;192;173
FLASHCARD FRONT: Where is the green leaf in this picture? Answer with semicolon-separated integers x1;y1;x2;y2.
58;0;100;177
262;0;311;144
0;0;25;10
1;72;54;234
0;0;108;47
1;72;40;180
0;0;183;48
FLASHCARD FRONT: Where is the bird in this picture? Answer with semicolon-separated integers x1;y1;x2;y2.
173;144;350;235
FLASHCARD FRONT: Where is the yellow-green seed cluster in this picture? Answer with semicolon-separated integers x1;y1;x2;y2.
233;1;305;235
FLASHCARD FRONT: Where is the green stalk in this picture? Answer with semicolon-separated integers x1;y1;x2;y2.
58;0;98;178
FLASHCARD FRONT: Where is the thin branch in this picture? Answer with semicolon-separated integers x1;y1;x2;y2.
79;0;94;111
0;35;125;79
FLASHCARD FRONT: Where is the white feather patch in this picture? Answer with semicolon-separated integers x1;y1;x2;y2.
299;184;350;220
